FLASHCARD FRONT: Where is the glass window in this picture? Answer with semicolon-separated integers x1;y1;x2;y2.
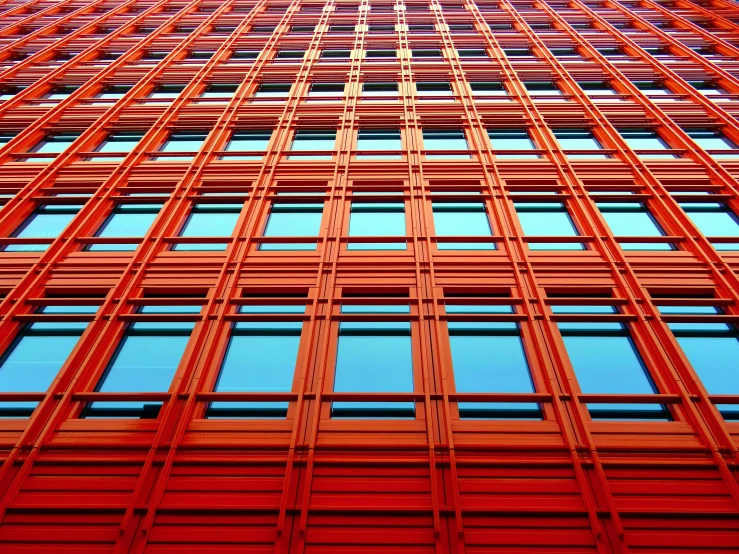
412;49;442;58
333;321;414;417
488;129;538;160
432;202;495;250
321;50;351;60
87;203;162;251
39;86;77;104
208;321;302;418
254;83;292;98
5;204;82;252
155;131;208;160
362;82;398;97
223;130;271;159
457;49;488;58
0;320;88;417
579;81;619;99
618;129;677;159
685;129;739;159
504;48;531;57
288;130;336;160
635;81;674;101
366;49;397;59
93;85;131;102
514;201;585;250
260;203;323;250
26;133;78;162
416;82;453;100
668;321;739;418
553;129;607;159
348;202;406;250
92;132;145;161
688;81;729;101
423;129;470;159
85;314;195;418
525;81;563;99
232;50;260;60
200;84;238;102
680;202;739;250
147;85;185;101
173;203;241;251
308;83;345;98
559;321;668;419
597;202;672;250
356;129;401;159
470;82;507;99
449;321;540;418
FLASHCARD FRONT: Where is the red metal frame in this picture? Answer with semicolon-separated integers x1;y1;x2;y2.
0;0;739;552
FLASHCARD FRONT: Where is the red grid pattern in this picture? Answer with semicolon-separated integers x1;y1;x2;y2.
0;0;739;552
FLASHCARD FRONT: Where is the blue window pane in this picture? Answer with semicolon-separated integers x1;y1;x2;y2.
88;205;162;251
449;323;540;418
515;203;585;250
40;305;100;314
223;131;272;160
341;305;410;313
554;129;607;159
670;324;739;418
87;331;191;418
156;132;208;160
560;327;666;419
657;305;720;315
0;330;83;416
288;130;336;160
356;129;401;159
681;204;739;243
27;133;78;162
94;133;144;160
239;305;306;314
333;323;414;417
423;130;470;159
619;129;677;158
446;305;514;314
597;203;672;250
686;130;739;159
260;204;323;250
551;305;617;314
5;205;82;252
488;129;539;159
209;323;302;417
348;203;406;250
433;203;494;250
173;205;241;251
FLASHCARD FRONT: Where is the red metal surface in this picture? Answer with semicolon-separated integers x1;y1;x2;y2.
0;0;738;552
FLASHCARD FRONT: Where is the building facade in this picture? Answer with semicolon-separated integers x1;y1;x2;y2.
0;0;738;551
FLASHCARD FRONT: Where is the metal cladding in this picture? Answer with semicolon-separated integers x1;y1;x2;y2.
0;0;738;552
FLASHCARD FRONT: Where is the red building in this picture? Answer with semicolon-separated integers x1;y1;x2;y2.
0;0;739;552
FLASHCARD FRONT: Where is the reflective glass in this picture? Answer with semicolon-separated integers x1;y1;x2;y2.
261;204;323;250
449;322;540;418
209;321;302;417
333;322;414;417
348;203;406;250
87;204;161;251
515;202;585;250
174;204;241;250
432;202;495;250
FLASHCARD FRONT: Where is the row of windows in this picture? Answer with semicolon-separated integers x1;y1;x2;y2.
0;300;735;420
10;79;728;104
5;196;739;252
13;126;739;163
4;44;732;73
